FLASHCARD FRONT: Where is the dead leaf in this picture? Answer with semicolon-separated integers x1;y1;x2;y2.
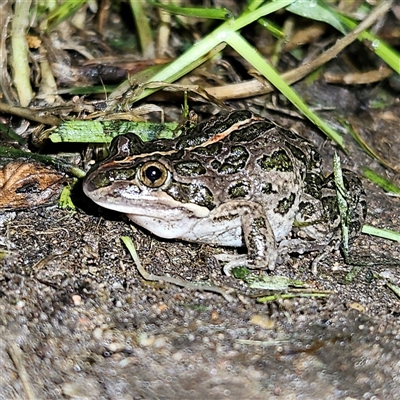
0;160;66;209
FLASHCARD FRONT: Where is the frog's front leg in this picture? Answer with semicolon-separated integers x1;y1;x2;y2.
211;201;278;273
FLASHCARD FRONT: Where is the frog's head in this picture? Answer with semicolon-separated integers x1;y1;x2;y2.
83;133;215;239
84;133;178;209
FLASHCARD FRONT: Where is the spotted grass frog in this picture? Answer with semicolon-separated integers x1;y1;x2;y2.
83;110;366;271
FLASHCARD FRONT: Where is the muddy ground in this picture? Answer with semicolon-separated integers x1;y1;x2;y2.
1;98;400;400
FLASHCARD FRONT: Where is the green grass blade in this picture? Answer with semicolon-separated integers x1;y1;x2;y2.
286;0;347;32
362;225;400;242
332;153;350;255
386;282;400;298
152;1;233;20
225;31;345;149
130;0;296;102
129;0;155;58
229;0;295;31
46;0;86;31
257;18;285;39
287;1;400;74
362;168;400;194
339;15;400;74
126;43;226;102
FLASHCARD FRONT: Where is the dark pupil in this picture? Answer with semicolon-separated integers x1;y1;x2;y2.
146;166;162;182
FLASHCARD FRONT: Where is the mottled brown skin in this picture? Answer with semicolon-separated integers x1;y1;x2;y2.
84;111;366;270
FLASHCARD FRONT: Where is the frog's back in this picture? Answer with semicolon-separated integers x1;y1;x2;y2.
177;112;318;185
164;111;324;240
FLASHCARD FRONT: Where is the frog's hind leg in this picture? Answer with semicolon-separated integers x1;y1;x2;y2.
213;201;278;274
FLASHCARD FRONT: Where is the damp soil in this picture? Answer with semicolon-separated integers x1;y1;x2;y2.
1;113;400;399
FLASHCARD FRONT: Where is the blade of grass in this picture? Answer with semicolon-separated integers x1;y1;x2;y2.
129;0;296;102
257;292;330;303
110;44;227;102
339;14;400;74
286;0;347;32
225;31;345;149
109;63;167;101
152;1;233;20
340;118;394;170
257;17;285;39
248;0;286;38
11;0;34;107
121;236;235;301
45;0;86;31
387;282;400;298
362;225;400;242
247;0;265;11
362;168;400;194
332;153;350;256
288;0;399;73
129;0;155;59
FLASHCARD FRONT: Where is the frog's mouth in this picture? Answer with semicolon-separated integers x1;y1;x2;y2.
84;181;211;220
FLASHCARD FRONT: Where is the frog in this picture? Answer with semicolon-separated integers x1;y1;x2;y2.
83;110;367;272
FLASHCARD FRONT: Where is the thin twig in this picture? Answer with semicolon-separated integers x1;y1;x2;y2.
121;236;236;301
205;0;393;99
0;102;62;126
7;343;38;400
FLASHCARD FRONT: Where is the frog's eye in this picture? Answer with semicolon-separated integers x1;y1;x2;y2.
138;161;169;188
